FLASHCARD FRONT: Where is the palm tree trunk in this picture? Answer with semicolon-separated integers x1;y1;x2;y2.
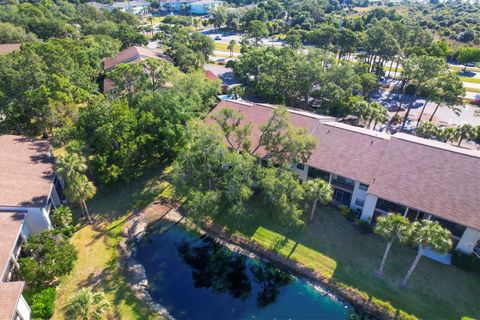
377;237;394;277
457;137;463;147
429;102;441;122
81;200;93;224
415;99;429;128
401;247;425;287
387;59;394;79
309;199;318;222
401;88;419;131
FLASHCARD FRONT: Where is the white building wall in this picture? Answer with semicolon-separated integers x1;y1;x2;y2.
16;294;31;320
360;194;378;223
349;181;367;212
456;227;480;254
25;208;52;234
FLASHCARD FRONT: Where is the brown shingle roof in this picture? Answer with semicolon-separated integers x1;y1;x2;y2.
206;101;480;230
0;135;54;207
309;122;390;184
206;100;334;157
369;133;480;230
0;212;24;280
0;44;20;55
204;70;220;81
0;281;24;320
103;46;173;71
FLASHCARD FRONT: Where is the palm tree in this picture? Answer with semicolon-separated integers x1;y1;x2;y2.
67;175;96;224
440;127;456;143
400;220;451;287
56;153;87;183
416;121;440;140
374;213;410;277
400;56;447;131
227;39;236;58
454;124;476;147
428;72;464;122
64;288;110;320
303;179;333;222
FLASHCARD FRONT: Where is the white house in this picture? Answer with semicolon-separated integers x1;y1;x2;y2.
207;100;480;264
190;0;224;14
108;1;150;15
0;135;65;319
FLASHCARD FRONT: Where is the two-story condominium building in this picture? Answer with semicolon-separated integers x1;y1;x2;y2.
207;100;480;263
0;135;65;319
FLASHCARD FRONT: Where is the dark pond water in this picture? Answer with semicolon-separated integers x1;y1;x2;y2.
134;223;353;319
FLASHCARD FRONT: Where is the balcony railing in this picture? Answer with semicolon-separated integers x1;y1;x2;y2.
331;178;355;191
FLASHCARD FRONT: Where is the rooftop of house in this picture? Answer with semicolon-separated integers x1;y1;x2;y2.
204;70;220;81
0;43;21;55
0;212;25;280
103;46;173;71
207;100;480;230
0;281;25;320
369;133;480;230
0;135;55;208
110;0;149;8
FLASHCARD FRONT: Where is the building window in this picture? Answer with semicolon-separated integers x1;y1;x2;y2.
333;189;352;205
355;198;365;207
296;163;305;170
359;183;368;191
307;167;330;181
376;198;406;214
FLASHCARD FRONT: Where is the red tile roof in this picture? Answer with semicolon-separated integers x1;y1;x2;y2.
206;101;480;230
103;46;173;71
0;43;20;55
369;133;480;230
0;135;54;207
0;281;24;320
204;70;220;81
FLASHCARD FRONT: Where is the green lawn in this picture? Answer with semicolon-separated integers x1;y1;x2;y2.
218;202;480;320
53;165;172;320
460;77;480;84
214;41;241;53
465;86;480;93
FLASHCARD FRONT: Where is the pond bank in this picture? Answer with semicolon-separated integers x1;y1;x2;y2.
120;201;415;320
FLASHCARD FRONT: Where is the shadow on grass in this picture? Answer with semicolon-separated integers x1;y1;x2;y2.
219;200;480;320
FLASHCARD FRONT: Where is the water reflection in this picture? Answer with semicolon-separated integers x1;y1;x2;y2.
178;236;291;307
135;223;352;319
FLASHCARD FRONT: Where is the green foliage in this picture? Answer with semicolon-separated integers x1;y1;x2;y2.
64;288;110;320
339;205;356;221
0;37;119;135
51;205;73;228
416;121;440;139
451;250;480;273
19;231;78;289
407;220;452;254
257;165;305;227
233;46;366;116
24;287;56;319
356;219;373;234
0;21;36;43
162;27;214;72
374;213;410;241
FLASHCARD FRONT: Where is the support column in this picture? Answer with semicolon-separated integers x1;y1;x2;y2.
360;194;378;223
349;181;361;210
456;227;480;254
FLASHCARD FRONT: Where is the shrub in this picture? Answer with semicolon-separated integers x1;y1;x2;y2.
24;287;56;319
356;219;373;234
51;205;73;229
339;205;356;221
452;250;480;273
19;231;78;289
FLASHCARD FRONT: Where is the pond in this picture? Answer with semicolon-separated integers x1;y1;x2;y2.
134;222;354;319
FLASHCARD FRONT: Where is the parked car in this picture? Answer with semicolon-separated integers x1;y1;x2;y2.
214;36;222;40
